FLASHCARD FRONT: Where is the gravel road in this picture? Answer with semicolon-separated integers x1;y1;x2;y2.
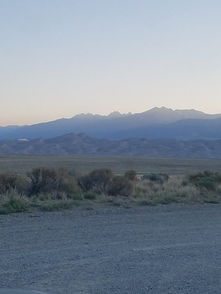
0;204;221;294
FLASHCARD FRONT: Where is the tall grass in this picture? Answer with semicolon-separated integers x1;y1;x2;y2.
0;190;30;214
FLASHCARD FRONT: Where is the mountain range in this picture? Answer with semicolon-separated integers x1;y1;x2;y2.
1;107;221;140
1;132;221;158
1;107;221;158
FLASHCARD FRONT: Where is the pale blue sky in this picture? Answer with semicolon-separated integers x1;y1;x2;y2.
0;0;221;125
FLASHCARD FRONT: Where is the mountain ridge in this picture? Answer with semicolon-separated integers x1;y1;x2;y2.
1;107;221;140
1;132;221;158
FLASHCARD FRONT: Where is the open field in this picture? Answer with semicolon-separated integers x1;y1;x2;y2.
1;155;221;175
1;204;221;294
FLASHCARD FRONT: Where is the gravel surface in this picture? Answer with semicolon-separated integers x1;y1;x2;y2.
0;204;221;294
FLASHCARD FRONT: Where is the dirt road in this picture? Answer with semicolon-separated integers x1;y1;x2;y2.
1;204;221;294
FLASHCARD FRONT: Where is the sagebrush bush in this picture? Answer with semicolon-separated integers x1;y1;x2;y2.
28;167;81;197
142;173;169;184
0;173;29;195
188;171;221;191
78;168;113;194
108;176;133;196
124;170;137;181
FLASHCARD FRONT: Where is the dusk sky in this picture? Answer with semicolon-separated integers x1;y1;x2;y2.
0;0;221;125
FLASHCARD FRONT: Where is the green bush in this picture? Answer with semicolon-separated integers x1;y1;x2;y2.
188;171;221;191
28;167;81;197
0;193;30;214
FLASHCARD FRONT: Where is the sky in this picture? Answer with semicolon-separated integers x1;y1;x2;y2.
0;0;221;125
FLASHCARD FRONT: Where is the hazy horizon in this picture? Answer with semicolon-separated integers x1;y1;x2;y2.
1;0;221;125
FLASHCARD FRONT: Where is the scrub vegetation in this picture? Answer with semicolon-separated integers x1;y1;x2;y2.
0;167;221;214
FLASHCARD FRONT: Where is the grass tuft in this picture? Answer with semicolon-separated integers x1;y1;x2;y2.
0;191;30;214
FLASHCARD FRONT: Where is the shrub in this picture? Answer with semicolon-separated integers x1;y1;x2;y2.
108;176;133;196
198;178;216;190
188;171;221;191
124;170;137;181
0;191;30;214
78;174;91;192
142;173;169;184
78;168;113;194
28;167;81;197
133;175;202;205
0;173;29;195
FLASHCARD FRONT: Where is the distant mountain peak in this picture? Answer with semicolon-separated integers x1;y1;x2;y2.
148;106;173;113
108;111;122;118
72;113;103;120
